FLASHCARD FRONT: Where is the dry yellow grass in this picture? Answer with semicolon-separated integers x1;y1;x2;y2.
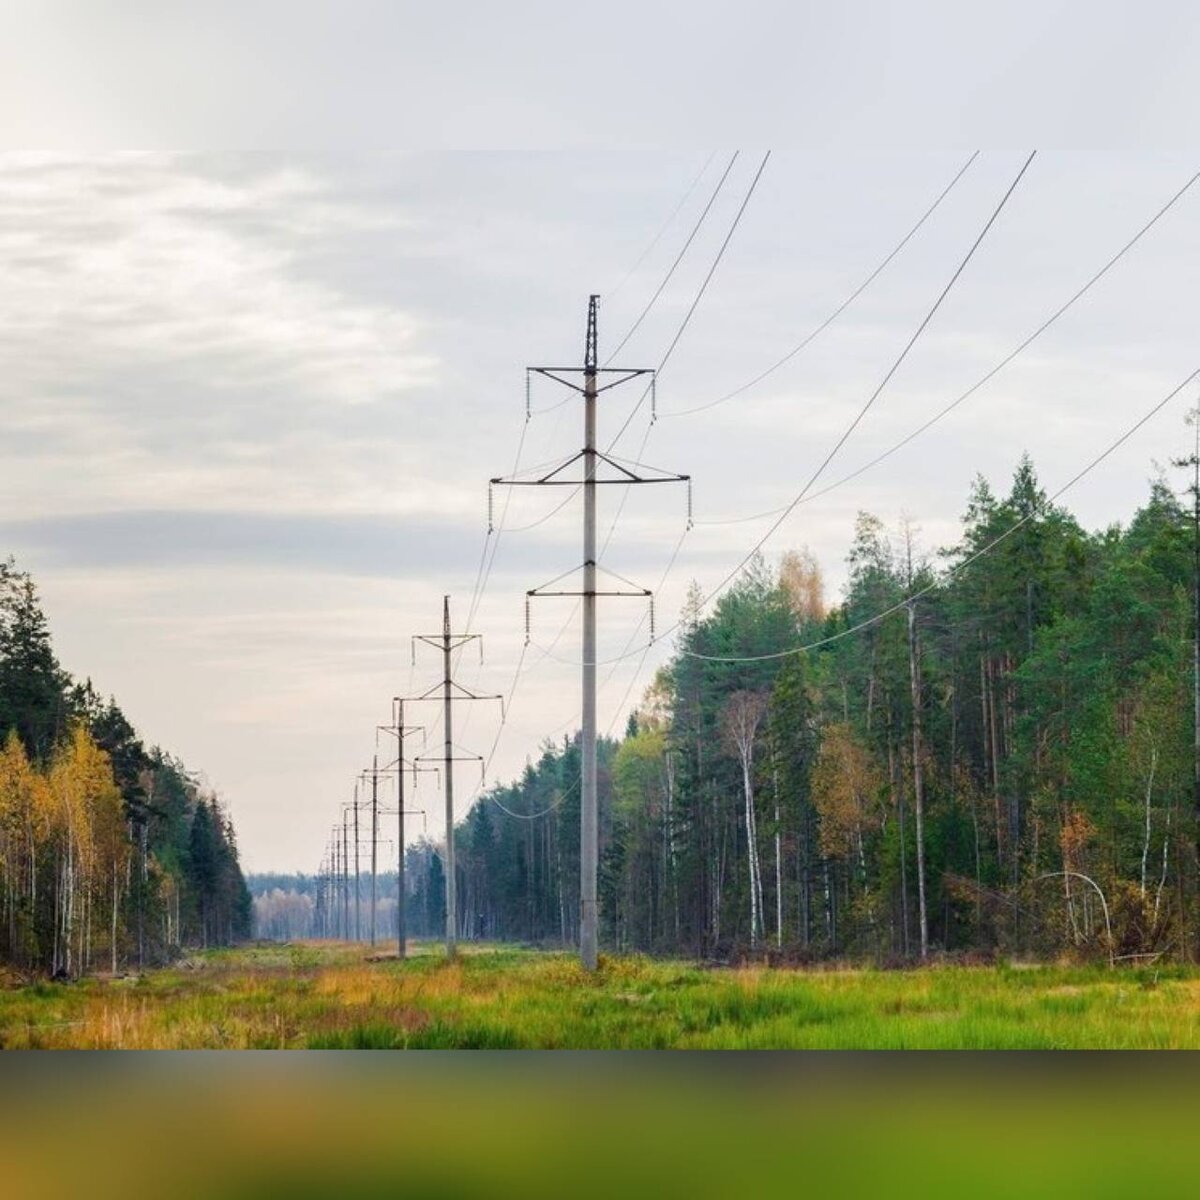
3;940;1200;1048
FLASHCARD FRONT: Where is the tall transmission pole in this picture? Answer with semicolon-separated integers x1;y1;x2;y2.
341;809;350;940
330;829;340;938
370;756;379;945
402;596;503;959
352;780;361;941
379;701;426;959
491;295;690;970
358;750;430;958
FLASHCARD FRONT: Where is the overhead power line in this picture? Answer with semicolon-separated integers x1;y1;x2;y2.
461;154;775;812
681;364;1200;663
532;151;1037;672
604;151;740;364
659;150;980;419
461;153;743;653
605;151;718;307
608;151;773;453
593;157;1200;735
697;162;1200;527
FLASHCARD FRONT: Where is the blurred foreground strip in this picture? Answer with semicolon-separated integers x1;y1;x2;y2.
1;1056;1198;1198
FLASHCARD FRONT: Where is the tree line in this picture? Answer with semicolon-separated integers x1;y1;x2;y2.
430;448;1200;964
0;558;251;976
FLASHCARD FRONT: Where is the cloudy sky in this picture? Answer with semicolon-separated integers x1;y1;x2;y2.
3;7;1200;872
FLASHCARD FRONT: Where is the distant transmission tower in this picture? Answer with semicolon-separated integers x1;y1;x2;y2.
401;596;503;958
491;295;690;970
377;701;428;959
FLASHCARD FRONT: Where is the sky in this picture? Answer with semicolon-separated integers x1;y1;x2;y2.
3;6;1200;872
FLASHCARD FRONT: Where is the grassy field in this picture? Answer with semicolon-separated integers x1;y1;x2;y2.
2;940;1199;1048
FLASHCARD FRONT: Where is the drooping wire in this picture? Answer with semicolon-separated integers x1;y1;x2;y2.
536;151;1038;670
680;364;1200;663
606;151;718;307
589;160;1200;739
694;162;1200;527
604;152;740;365
601;522;693;737
588;151;773;594
657;150;980;419
483;154;775;727
465;155;727;632
458;154;773;818
606;150;774;454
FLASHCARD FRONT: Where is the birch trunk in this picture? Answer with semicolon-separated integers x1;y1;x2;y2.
907;602;929;959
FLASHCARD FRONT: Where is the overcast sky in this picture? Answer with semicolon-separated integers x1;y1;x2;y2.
4;7;1200;872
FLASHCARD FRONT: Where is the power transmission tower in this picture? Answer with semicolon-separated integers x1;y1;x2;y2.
378;700;426;959
357;751;433;957
491;295;689;970
357;757;392;947
341;808;350;939
330;828;340;938
401;596;502;959
352;780;362;940
316;847;330;938
370;759;380;944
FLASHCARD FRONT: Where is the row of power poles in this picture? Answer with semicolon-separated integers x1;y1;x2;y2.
313;760;420;947
315;296;684;971
314;596;501;960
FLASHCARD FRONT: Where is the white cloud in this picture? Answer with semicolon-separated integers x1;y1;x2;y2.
0;155;438;516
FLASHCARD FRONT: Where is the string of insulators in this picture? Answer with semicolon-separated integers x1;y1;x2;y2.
487;482;495;534
686;477;693;529
524;595;531;646
525;369;531;421
650;373;657;423
410;639;416;667
649;594;656;643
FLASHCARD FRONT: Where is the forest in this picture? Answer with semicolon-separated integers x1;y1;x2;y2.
0;558;251;977
378;451;1200;965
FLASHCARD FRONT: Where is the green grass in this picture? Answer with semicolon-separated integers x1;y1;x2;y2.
1;941;1197;1048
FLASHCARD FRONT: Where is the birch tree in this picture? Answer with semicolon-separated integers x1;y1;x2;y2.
722;691;769;949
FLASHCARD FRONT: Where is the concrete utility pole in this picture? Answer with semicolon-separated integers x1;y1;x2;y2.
353;780;361;941
341;809;349;939
441;604;455;955
491;295;689;970
330;829;339;938
581;310;599;969
370;755;379;945
378;701;426;959
403;596;503;959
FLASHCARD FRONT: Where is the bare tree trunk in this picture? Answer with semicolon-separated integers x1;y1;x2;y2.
111;861;120;974
889;729;910;958
1141;744;1159;897
907;602;929;959
773;777;783;950
742;758;761;948
1155;802;1172;924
